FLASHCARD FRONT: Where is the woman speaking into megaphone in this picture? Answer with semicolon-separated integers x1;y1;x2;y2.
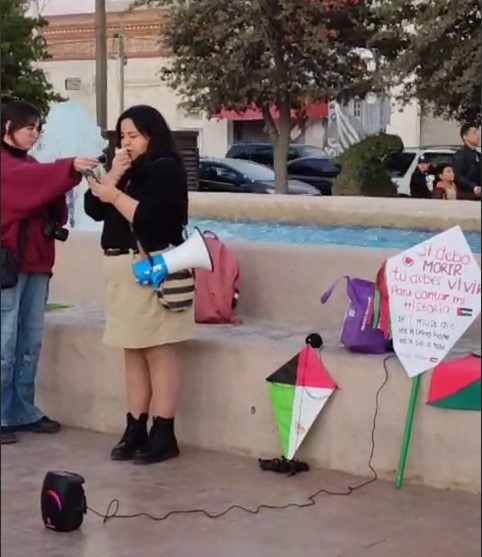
84;105;196;466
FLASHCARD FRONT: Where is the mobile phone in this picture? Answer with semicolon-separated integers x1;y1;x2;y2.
81;169;97;180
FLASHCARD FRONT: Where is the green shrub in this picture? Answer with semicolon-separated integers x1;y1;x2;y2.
332;133;404;197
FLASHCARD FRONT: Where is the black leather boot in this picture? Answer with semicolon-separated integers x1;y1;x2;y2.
0;430;17;445
19;416;61;434
133;417;179;465
111;413;148;461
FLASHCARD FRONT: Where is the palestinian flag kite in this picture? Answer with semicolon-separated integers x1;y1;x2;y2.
427;353;481;411
266;342;337;460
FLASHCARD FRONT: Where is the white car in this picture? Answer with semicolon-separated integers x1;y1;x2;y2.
384;146;458;197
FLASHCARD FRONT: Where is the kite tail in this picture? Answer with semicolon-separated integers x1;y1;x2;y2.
366;296;374;327
373;289;381;329
370;261;392;338
378;262;391;338
379;297;391;338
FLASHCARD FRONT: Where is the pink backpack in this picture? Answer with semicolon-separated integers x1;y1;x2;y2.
194;230;241;324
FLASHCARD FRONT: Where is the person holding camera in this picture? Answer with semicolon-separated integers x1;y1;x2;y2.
1;100;98;445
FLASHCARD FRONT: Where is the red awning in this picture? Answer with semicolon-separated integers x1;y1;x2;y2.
214;102;328;121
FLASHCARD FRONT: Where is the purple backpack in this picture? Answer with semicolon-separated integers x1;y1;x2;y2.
321;275;391;355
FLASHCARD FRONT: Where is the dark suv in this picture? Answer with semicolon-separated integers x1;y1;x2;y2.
225;142;324;167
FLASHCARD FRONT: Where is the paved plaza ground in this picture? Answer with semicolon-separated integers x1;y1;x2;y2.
1;428;480;557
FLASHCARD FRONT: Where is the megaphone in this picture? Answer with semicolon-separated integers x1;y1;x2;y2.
132;227;213;289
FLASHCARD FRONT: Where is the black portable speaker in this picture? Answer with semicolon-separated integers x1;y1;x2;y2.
40;471;87;532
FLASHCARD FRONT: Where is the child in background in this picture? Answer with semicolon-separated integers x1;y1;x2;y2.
432;163;480;200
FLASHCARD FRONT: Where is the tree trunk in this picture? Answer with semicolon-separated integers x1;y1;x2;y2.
273;125;290;194
262;101;291;194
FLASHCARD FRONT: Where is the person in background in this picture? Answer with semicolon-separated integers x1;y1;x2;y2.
409;155;436;198
84;105;192;466
432;163;480;200
1;100;98;445
452;124;481;198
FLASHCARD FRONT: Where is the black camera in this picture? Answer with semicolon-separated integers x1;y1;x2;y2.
43;221;69;242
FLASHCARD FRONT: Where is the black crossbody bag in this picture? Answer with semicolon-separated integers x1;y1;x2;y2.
1;221;29;290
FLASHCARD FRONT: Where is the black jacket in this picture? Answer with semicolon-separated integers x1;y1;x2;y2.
410;166;435;198
452;145;481;193
84;154;188;252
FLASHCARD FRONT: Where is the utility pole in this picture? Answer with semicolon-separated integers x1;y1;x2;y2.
114;30;126;113
95;0;108;132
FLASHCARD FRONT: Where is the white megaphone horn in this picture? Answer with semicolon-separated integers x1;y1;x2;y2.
163;227;214;275
132;227;214;289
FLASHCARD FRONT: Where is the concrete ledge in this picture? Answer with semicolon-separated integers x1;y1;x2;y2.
38;306;481;493
44;230;481;492
50;233;481;339
188;192;482;232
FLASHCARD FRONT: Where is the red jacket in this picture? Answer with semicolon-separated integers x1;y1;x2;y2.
1;145;82;274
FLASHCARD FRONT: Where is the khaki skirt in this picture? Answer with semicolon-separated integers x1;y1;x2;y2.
102;252;194;349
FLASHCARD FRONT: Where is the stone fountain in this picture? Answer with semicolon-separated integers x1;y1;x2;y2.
31;100;107;230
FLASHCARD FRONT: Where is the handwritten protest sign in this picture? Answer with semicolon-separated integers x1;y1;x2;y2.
386;226;481;378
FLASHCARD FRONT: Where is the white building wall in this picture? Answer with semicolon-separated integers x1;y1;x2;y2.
40;57;229;156
29;0;133;16
420;114;460;146
386;87;421;148
41;59;440;154
304;119;326;147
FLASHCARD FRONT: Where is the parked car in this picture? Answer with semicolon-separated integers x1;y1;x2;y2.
199;157;320;195
225;142;324;167
286;156;340;195
383;146;458;197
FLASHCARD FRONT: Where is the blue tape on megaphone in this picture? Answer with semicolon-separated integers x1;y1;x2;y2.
132;255;168;288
